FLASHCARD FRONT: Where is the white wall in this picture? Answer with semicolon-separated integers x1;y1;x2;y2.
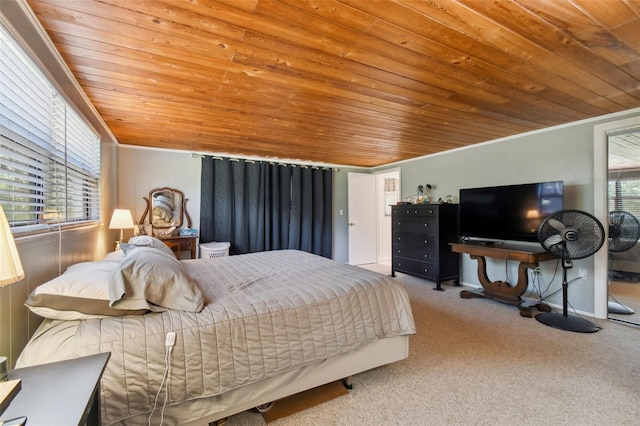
117;147;203;246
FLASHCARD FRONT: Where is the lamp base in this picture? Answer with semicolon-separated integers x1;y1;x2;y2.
0;379;21;415
0;416;27;425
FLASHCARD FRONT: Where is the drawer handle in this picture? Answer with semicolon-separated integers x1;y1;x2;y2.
424;223;429;227
424;268;429;272
424;254;429;258
424;240;429;244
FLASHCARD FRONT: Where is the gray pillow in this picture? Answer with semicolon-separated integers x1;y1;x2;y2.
109;246;204;312
24;257;148;320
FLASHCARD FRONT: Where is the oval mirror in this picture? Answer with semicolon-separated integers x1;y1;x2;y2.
149;187;184;229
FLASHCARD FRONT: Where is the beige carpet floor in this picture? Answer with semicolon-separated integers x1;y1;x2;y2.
225;265;640;425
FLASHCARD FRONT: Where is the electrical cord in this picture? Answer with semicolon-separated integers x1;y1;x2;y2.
521;258;560;304
148;311;176;426
55;207;62;276
566;298;603;331
541;276;581;299
536;272;601;330
148;337;174;426
607;293;635;314
523;269;543;302
537;259;561;303
503;260;512;285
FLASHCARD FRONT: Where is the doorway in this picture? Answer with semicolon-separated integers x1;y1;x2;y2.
347;169;400;266
594;116;640;323
347;172;377;265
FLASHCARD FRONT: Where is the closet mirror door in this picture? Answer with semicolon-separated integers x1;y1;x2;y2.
607;130;640;325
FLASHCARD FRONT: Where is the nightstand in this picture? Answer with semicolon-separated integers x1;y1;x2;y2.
159;235;197;259
0;353;110;426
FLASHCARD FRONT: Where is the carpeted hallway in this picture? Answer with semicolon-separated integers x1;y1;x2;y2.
226;265;640;425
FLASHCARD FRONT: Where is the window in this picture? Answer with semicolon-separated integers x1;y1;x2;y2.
0;23;100;234
608;177;640;217
383;177;399;216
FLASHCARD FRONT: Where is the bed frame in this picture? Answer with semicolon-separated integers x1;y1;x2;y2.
128;335;409;426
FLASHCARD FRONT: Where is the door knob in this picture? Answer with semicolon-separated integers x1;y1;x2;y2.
348;222;355;226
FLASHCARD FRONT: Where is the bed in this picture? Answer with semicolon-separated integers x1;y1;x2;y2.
18;241;415;425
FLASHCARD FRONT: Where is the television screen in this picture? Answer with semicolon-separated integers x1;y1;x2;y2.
459;181;564;243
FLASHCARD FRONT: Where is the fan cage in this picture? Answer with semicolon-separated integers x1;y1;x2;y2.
538;210;605;260
608;210;640;253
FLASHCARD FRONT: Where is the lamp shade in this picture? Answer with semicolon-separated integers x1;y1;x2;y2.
0;205;24;287
109;209;134;230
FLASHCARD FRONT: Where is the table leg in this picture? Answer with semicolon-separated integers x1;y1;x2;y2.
460;255;540;317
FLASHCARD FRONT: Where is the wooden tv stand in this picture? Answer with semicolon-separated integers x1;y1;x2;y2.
450;242;558;317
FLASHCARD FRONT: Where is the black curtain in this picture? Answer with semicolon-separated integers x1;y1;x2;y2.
200;157;332;257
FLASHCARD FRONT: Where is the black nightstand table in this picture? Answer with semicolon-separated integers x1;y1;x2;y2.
0;352;110;426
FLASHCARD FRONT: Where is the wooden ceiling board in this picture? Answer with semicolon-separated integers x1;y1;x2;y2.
25;0;640;167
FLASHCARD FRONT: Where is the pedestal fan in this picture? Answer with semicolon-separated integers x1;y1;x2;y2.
608;210;640;314
537;210;605;333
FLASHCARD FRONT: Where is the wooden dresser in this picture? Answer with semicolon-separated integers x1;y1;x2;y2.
391;203;459;290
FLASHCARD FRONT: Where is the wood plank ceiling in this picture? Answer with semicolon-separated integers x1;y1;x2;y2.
26;0;640;167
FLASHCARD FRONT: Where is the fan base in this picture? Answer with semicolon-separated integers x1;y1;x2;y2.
535;312;599;333
608;301;635;315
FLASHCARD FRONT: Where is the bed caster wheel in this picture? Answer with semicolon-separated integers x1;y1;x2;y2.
255;401;274;413
342;377;353;390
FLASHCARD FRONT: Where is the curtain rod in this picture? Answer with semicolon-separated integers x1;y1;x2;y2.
193;153;339;171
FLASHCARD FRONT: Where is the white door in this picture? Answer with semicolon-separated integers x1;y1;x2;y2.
348;172;377;265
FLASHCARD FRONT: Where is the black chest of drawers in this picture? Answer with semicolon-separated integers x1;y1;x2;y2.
391;204;459;290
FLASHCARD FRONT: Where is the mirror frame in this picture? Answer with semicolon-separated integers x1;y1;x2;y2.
139;187;192;230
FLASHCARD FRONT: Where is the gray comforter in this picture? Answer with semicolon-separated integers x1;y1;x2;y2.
23;250;415;424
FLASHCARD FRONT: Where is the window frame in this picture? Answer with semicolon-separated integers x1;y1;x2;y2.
0;22;101;236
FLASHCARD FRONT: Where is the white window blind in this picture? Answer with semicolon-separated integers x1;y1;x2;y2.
0;23;100;233
609;177;640;219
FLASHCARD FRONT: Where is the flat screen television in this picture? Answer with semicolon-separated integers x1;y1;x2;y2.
459;181;564;243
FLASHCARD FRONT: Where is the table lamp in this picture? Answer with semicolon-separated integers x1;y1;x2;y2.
108;209;134;251
0;205;25;415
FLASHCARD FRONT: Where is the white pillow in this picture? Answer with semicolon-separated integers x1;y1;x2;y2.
102;250;125;263
24;260;148;320
125;235;175;257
